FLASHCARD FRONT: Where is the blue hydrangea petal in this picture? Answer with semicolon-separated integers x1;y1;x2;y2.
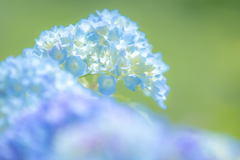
108;27;121;41
150;52;170;73
123;75;141;92
87;32;100;42
75;27;86;41
152;79;168;96
6;78;24;97
115;61;122;76
124;33;135;45
22;48;36;58
107;41;116;55
64;56;87;77
59;30;74;47
115;50;131;76
157;99;167;110
152;93;167;110
150;77;170;109
140;76;151;90
48;42;67;64
75;48;88;59
29;79;45;96
88;13;101;23
92;21;108;35
33;45;49;58
98;75;117;96
119;50;130;69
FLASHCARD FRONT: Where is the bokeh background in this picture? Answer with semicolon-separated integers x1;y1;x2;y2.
0;0;239;138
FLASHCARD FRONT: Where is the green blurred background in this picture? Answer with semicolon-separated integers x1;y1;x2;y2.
0;0;240;138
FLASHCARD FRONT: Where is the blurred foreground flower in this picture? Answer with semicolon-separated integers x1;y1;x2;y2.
0;55;91;131
23;9;170;109
0;93;163;160
0;92;239;160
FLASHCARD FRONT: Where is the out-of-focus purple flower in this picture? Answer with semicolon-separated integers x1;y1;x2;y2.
0;91;239;160
0;56;91;131
0;93;163;160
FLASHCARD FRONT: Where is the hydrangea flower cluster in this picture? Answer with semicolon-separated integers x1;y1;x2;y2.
24;9;170;109
0;93;163;160
0;55;90;131
0;92;240;160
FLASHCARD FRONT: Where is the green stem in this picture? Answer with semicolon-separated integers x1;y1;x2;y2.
79;73;92;78
78;77;90;88
90;75;98;90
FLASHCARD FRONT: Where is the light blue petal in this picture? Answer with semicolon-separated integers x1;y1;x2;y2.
140;75;152;90
64;56;87;77
29;80;45;96
151;78;170;109
157;99;167;110
161;62;170;73
139;48;148;57
98;75;117;96
152;82;166;96
76;19;91;32
75;27;86;40
34;45;48;58
124;33;135;45
152;52;170;73
119;50;130;69
123;75;141;92
119;49;126;57
48;42;67;64
108;27;120;41
164;85;170;97
115;61;122;76
60;30;74;47
88;13;100;23
129;46;136;53
115;50;129;76
140;76;146;90
109;41;116;55
87;32;100;42
50;25;58;32
93;21;108;35
152;77;168;96
6;78;24;97
38;30;50;39
152;94;167;110
22;48;36;58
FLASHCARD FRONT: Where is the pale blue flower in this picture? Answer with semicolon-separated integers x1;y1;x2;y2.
22;9;170;109
87;32;100;42
48;42;67;64
98;75;117;96
64;56;87;77
0;56;89;131
108;27;121;41
151;76;169;110
123;75;141;92
59;30;74;47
